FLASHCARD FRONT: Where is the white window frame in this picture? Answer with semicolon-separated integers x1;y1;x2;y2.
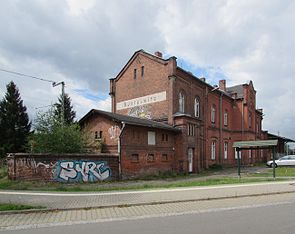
211;106;216;123
211;141;216;160
224;142;228;159
194;98;200;118
148;131;156;145
224;111;228;126
179;92;185;113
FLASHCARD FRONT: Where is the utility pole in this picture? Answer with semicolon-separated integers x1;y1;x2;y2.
52;81;65;124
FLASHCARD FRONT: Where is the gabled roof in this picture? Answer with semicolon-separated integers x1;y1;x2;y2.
226;84;245;99
268;133;295;143
114;49;172;81
79;109;181;133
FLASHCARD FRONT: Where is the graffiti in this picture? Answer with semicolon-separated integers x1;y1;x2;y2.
55;160;111;182
128;105;152;119
17;157;56;176
108;125;121;140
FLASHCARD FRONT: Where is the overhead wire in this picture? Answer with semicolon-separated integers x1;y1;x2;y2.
0;68;56;83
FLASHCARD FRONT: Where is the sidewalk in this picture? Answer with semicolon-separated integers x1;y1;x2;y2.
1;180;295;212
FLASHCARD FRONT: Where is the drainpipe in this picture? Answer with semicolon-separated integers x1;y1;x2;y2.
219;92;223;165
118;122;126;180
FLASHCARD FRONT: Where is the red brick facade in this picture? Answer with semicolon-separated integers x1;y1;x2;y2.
108;50;270;175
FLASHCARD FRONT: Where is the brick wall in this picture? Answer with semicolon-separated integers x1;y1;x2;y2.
7;153;119;182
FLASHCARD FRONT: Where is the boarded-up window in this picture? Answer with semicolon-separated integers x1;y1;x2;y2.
148;131;156;145
147;154;155;162
131;154;139;162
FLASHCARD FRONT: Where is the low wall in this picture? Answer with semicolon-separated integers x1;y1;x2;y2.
7;153;119;182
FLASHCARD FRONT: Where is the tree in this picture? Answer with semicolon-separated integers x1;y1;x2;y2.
0;81;31;157
31;108;86;153
54;93;76;125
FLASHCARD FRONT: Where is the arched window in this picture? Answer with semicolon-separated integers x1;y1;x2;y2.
211;105;216;123
211;141;216;160
194;98;200;118
179;92;185;113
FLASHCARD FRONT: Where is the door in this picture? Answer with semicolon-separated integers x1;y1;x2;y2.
188;148;193;173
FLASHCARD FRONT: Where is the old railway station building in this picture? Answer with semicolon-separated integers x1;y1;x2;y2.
80;50;271;178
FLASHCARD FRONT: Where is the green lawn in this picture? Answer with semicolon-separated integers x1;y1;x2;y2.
0;203;44;211
250;167;295;177
0;165;293;193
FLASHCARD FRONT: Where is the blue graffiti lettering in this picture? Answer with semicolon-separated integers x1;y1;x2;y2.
55;160;111;182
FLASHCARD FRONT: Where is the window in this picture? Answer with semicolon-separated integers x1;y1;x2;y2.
162;133;168;142
134;68;137;79
249;150;252;158
224;111;228;126
161;154;168;161
211;106;216;123
194;98;200;118
179;92;185;113
187;124;195;136
211;141;216;160
131;154;139;162
95;131;102;139
249;112;252;128
148;131;156;145
141;66;144;78
147;154;155;162
224;142;228;159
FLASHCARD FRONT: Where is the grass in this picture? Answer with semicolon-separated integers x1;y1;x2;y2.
0;165;293;193
0;203;44;211
250;167;295;177
0;176;287;193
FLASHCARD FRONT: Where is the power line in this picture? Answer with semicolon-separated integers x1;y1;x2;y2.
0;68;56;83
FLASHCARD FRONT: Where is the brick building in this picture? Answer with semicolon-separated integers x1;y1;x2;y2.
81;50;272;177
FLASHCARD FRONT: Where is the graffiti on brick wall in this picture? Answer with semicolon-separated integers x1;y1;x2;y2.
128;105;152;119
55;160;111;182
17;157;57;177
108;125;121;140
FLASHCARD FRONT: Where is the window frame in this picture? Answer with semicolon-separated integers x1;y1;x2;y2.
179;92;185;113
211;141;216;160
194;97;200;118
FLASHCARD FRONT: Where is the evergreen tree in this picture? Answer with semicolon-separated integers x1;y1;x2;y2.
0;81;31;157
54;93;76;125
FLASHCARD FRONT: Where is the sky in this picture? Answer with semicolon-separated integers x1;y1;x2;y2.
0;0;294;142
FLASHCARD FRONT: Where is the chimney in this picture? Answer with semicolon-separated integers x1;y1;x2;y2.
200;77;206;82
219;79;226;91
154;51;163;58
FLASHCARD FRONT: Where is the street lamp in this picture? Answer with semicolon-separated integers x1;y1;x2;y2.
52;81;65;124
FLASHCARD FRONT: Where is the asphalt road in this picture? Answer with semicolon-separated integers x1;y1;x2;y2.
2;194;295;234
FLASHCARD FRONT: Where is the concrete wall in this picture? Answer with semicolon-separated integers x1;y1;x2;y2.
7;153;119;182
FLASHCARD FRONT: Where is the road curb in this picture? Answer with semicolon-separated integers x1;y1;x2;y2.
1;190;295;216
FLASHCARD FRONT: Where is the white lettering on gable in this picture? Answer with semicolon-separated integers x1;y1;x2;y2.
116;91;166;110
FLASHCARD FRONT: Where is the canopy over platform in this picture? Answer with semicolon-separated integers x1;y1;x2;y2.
233;140;278;179
233;140;278;149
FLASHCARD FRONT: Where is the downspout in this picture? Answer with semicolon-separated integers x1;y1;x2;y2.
118;121;126;180
219;92;223;165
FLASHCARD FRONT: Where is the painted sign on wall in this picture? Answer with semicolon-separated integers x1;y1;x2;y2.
128;105;152;119
116;91;166;110
55;160;111;182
